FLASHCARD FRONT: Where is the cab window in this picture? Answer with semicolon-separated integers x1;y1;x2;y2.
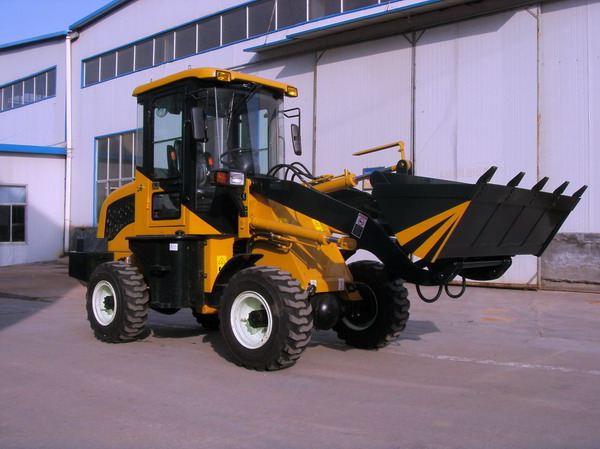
152;94;183;179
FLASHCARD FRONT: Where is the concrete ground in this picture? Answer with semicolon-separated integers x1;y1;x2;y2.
1;259;599;449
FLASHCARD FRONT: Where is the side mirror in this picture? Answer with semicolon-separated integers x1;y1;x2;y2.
191;107;208;142
291;123;302;156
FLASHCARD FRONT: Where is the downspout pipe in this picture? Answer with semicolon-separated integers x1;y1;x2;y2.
64;31;78;254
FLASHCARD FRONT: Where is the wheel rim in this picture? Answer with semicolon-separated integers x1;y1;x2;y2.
342;282;378;331
92;280;117;326
230;290;273;349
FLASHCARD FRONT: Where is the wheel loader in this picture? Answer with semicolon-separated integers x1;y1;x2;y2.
69;67;586;370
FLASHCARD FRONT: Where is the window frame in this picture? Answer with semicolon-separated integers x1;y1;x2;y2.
0;67;57;112
94;130;138;223
0;185;27;244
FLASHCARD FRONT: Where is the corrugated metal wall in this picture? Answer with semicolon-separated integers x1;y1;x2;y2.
314;35;413;176
311;1;598;286
540;0;599;233
414;9;539;285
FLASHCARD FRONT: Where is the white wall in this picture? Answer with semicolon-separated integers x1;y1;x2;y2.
414;9;539;285
315;35;413;175
0;153;65;265
540;0;599;233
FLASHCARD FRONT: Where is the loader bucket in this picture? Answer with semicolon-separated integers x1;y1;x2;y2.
370;167;587;263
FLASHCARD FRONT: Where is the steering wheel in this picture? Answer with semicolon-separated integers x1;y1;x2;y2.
220;147;253;167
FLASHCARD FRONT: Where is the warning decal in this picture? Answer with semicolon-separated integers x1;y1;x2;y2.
217;255;227;272
351;213;368;239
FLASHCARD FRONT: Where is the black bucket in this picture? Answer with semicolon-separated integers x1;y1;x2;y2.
370;167;586;263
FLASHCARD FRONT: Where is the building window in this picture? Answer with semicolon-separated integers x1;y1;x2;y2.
0;67;57;112
277;0;307;28
0;186;26;243
81;0;392;87
154;32;175;65
309;0;341;20
198;16;221;52
222;7;247;45
84;57;100;85
96;131;136;221
249;0;276;36
175;24;197;59
100;52;117;81
343;0;379;11
117;45;135;76
135;39;154;71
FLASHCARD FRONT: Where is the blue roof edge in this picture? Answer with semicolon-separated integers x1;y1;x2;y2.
0;31;68;51
70;0;133;31
0;144;67;156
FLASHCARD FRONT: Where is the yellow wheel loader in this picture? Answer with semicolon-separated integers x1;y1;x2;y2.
69;68;586;370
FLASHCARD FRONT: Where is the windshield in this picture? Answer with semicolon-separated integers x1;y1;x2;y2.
196;84;284;176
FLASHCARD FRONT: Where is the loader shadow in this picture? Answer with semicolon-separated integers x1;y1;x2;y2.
401;320;441;341
194;319;442;364
146;310;206;339
146;317;441;364
309;319;441;351
202;331;238;366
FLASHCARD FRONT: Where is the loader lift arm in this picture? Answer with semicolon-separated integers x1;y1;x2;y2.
252;176;463;286
252;161;587;287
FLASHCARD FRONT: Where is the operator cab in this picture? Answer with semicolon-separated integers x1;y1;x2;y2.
133;68;298;216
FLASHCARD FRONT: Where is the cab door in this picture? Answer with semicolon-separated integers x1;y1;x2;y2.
147;91;186;230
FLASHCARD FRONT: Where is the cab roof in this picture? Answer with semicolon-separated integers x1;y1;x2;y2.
132;67;298;98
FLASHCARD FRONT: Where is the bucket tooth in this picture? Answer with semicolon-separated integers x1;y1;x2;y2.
532;177;549;192
507;172;525;187
553;181;570;195
477;166;497;184
573;185;588;198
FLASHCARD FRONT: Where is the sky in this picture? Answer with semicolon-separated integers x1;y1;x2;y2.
0;0;111;46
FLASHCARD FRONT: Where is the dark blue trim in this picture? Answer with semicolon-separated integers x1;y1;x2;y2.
0;31;67;51
245;0;443;52
0;95;57;114
70;0;132;30
95;128;137;140
245;38;294;53
286;0;443;40
0;66;57;89
0;144;66;156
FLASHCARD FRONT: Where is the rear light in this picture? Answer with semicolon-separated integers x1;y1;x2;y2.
212;170;245;186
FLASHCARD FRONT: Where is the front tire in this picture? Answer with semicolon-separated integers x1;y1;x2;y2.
219;266;313;370
334;261;410;349
86;261;149;343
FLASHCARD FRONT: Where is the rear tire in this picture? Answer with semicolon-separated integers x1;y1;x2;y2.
219;266;312;370
334;261;410;349
86;261;149;343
